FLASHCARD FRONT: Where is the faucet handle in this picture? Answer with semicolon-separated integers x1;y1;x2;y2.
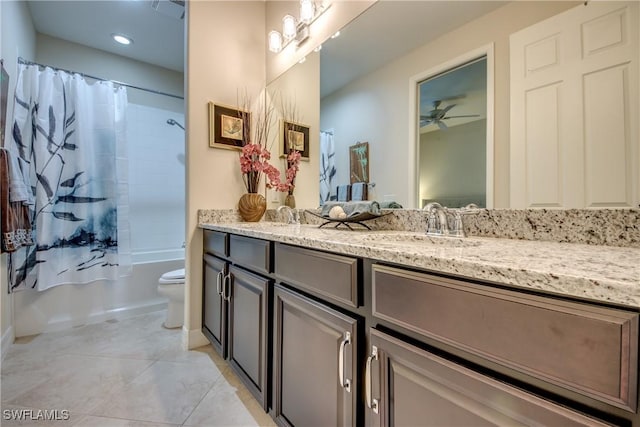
426;210;438;234
450;211;466;237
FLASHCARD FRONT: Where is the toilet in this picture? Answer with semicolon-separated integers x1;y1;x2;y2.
157;268;185;328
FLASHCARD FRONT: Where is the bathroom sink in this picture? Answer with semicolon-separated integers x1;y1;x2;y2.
357;233;482;248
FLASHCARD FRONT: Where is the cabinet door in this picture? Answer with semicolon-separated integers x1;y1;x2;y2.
227;265;269;410
202;254;226;357
366;329;609;427
273;285;358;427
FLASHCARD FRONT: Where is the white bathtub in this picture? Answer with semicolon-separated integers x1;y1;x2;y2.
13;251;184;337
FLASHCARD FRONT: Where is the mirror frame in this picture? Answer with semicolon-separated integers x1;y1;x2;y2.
408;43;495;209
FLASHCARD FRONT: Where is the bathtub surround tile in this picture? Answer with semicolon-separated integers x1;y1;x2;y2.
2;311;271;426
90;361;221;424
200;207;640;247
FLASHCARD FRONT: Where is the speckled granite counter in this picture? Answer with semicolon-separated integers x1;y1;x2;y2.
199;221;640;309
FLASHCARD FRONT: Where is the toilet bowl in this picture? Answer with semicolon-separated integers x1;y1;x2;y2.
157;268;185;328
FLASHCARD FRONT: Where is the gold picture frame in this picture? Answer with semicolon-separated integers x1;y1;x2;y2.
280;120;310;161
208;102;250;150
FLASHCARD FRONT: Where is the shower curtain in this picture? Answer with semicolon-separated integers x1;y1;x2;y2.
319;130;336;205
7;63;131;292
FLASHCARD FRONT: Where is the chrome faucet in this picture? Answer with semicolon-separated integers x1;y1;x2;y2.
424;203;480;237
423;202;449;236
277;205;300;225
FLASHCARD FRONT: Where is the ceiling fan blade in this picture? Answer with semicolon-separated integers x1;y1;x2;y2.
442;104;456;114
437;121;448;130
443;114;481;119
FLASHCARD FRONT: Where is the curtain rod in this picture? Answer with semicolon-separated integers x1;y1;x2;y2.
18;57;184;100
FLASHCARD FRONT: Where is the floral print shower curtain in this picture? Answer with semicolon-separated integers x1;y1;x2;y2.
7;63;131;291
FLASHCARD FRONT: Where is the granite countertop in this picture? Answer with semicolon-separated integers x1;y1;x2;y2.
199;222;640;309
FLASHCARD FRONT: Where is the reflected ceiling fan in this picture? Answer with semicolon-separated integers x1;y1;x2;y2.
420;100;480;130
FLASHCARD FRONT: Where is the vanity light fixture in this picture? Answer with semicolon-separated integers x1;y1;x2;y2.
300;0;315;24
268;30;283;53
112;33;133;45
267;1;331;54
282;14;298;39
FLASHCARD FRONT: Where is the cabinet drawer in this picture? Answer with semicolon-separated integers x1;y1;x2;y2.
275;243;359;308
372;264;639;412
229;235;271;275
204;230;228;257
368;328;611;427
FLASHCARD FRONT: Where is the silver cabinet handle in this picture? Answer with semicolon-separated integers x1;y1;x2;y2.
223;272;232;301
338;331;351;393
216;271;223;296
365;345;379;414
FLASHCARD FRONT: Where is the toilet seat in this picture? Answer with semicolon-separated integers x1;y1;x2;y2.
159;268;185;284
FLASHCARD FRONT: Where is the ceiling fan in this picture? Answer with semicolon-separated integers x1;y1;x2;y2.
420;100;480;130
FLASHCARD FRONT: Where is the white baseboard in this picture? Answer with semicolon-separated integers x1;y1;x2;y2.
184;327;208;350
1;326;15;361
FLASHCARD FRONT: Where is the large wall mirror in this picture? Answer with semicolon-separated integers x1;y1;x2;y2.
266;1;613;209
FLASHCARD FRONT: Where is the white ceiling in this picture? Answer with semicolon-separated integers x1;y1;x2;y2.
320;1;505;98
27;0;185;72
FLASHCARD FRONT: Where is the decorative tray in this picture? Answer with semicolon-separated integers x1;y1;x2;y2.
305;210;392;230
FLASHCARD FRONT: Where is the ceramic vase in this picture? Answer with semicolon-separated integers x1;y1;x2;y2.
238;193;266;222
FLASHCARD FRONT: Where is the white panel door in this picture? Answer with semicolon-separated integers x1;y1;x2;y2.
510;2;638;209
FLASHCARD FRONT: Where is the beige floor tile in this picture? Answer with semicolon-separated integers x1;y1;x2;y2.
90;361;221;425
2;311;274;427
183;376;258;427
72;415;179;427
6;355;153;414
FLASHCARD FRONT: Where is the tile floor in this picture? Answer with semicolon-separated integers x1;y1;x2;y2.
1;311;276;427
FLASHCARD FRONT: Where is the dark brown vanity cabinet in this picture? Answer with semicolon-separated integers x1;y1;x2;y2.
202;253;226;356
273;284;359;427
365;329;611;427
202;231;270;410
226;265;269;410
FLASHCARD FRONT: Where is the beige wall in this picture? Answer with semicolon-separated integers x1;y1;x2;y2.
36;34;184;112
419;120;486;207
266;0;375;84
0;0;37;347
321;1;579;208
185;1;266;348
266;52;321;208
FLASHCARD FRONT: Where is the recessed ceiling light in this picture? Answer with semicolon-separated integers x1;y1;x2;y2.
112;34;133;45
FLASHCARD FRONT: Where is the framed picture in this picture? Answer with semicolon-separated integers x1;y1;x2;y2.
208;102;250;150
281;120;310;161
349;141;369;184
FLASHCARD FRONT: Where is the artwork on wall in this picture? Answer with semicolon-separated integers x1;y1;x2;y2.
281;120;310;161
349;141;369;184
1;60;9;146
208;102;250;150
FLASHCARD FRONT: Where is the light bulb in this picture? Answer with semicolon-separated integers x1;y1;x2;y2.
331;30;340;39
112;34;133;45
268;30;283;53
282;15;297;39
300;0;315;24
313;44;322;52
